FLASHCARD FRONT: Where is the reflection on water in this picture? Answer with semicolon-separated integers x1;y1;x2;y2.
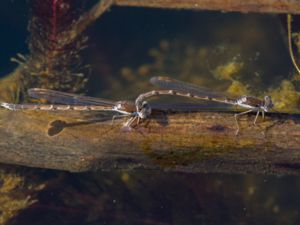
0;1;299;224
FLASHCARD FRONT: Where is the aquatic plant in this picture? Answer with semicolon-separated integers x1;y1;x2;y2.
0;167;45;224
0;0;114;102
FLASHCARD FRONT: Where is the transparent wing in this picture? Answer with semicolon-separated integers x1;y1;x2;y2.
28;88;116;106
150;76;233;99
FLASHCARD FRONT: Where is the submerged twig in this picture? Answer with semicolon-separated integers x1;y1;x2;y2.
0;108;300;175
66;0;114;46
115;0;300;14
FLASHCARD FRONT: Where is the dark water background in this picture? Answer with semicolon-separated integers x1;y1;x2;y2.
0;1;299;225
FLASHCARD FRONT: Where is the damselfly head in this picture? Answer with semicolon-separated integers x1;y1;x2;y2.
138;101;151;119
263;96;274;111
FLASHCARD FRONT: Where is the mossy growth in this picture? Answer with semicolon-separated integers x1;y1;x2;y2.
227;80;249;96
0;167;45;224
212;61;244;81
268;80;300;112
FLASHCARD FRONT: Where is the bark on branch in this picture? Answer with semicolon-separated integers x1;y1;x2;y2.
0;108;299;175
115;0;300;14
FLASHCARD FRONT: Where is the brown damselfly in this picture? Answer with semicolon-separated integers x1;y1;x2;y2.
1;88;151;129
135;76;274;135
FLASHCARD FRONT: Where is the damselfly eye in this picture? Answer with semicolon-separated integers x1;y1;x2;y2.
142;101;149;108
264;96;274;109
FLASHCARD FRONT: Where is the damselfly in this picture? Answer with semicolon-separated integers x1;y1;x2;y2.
1;88;152;128
135;76;274;135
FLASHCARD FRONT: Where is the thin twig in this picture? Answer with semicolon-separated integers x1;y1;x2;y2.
287;14;300;78
66;0;114;45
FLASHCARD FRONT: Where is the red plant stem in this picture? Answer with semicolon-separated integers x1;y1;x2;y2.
51;0;58;42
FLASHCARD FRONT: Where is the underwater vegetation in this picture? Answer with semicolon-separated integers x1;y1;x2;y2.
109;20;300;113
0;0;113;102
0;166;45;224
1;0;300;225
1;171;300;225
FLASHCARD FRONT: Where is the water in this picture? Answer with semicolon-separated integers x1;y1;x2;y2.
0;1;299;225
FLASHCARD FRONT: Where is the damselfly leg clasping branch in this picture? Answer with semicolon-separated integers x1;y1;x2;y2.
135;76;274;135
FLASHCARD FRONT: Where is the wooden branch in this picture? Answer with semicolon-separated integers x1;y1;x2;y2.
115;0;300;14
0;108;300;175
